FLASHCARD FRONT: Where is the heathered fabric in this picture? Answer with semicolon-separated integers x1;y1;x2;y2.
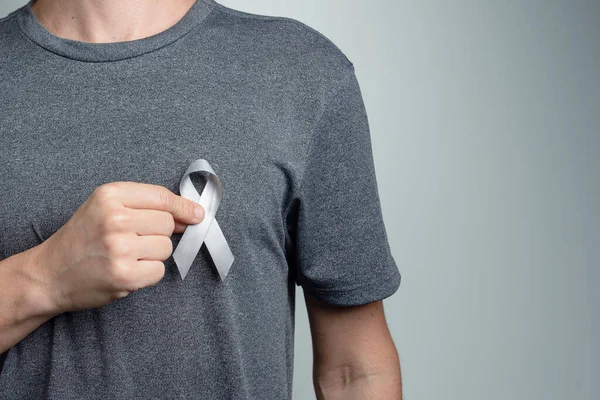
0;0;401;398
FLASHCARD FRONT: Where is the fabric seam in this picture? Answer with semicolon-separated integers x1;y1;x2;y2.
212;2;353;69
302;263;401;299
0;12;17;24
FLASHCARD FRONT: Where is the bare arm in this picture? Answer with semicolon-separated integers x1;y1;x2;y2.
305;293;402;400
0;245;57;354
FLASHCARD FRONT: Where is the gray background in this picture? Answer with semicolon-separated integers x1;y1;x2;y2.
1;1;597;399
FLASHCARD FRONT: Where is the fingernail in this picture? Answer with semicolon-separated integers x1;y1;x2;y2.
194;205;205;221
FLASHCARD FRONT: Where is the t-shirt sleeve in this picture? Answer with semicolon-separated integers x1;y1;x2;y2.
285;63;401;307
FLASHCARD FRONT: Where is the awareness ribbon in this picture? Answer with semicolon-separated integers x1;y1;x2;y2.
172;159;234;280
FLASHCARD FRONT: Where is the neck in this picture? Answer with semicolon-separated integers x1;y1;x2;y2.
30;0;198;43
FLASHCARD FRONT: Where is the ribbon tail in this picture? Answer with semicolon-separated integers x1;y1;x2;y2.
204;219;235;281
173;217;211;280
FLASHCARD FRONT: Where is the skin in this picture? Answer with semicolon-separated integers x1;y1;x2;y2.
30;0;198;43
305;295;402;399
3;1;404;397
0;182;205;353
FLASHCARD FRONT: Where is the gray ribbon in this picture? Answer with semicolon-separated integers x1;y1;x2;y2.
172;159;234;280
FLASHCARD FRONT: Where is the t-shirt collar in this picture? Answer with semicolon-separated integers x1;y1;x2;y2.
15;0;217;62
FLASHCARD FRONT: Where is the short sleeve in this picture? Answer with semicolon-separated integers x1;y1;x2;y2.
285;64;401;307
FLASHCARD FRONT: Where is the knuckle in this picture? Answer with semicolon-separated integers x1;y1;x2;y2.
94;183;120;202
104;211;130;232
163;212;176;234
160;236;174;259
107;261;132;287
102;234;131;258
150;261;166;284
157;263;166;282
156;187;173;210
112;291;131;301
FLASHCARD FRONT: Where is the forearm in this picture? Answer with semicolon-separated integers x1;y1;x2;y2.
304;294;403;400
314;354;402;400
0;246;58;353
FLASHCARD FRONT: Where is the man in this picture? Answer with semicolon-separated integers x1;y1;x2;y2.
0;0;402;398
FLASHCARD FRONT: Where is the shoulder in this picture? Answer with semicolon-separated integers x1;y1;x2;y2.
0;6;19;24
0;7;24;54
207;2;354;79
0;9;19;37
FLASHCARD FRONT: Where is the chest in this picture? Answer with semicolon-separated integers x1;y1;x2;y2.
0;62;306;262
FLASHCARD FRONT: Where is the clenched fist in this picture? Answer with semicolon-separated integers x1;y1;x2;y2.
30;181;205;315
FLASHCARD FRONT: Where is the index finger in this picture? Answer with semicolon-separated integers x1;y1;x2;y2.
99;181;204;224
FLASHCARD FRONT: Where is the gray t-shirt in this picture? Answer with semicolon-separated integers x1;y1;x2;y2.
0;0;401;398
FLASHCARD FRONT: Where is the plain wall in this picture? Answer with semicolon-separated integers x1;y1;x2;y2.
1;1;597;399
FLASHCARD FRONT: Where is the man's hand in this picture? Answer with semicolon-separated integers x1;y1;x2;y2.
30;181;206;315
0;181;204;354
305;293;402;400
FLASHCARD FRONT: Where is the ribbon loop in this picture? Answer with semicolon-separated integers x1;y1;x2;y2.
172;159;234;280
